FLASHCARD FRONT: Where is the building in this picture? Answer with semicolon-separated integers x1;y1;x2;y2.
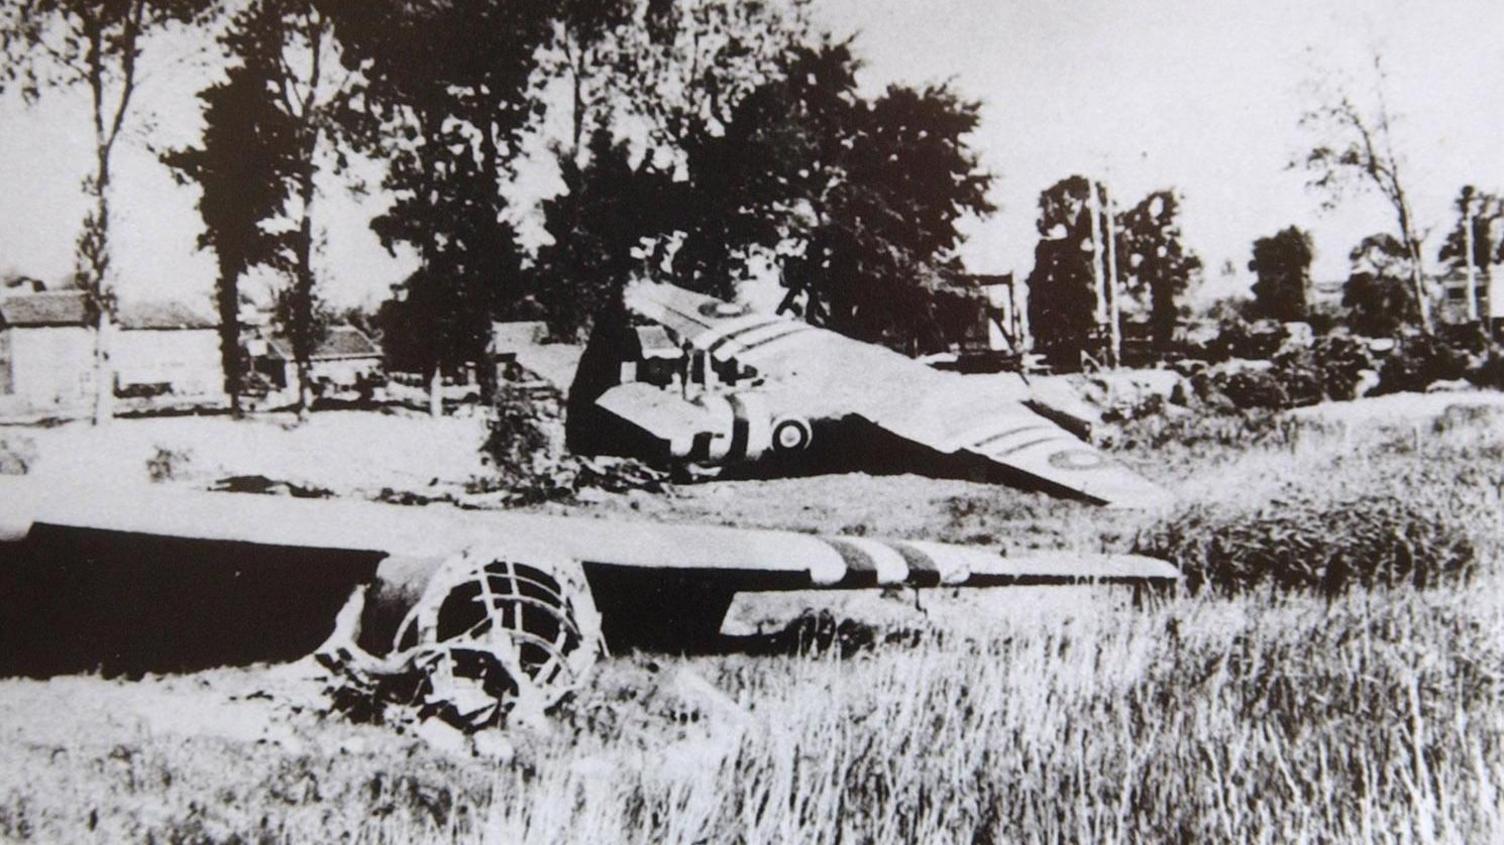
932;273;1021;355
262;325;384;397
115;300;223;402
1436;267;1498;326
0;290;96;413
490;320;585;393
0;290;230;415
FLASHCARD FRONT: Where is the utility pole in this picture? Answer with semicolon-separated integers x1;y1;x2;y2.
1104;183;1122;369
1464;196;1479;323
1086;180;1107;333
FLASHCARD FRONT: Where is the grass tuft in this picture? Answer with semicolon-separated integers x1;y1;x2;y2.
1138;491;1477;595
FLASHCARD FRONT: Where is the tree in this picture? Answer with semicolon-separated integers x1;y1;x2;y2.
335;0;552;416
535;128;673;339
627;28;994;351
1;0;220;424
549;0;633;167
1026;176;1101;364
1439;185;1503;275
531;0;660;340
787;72;995;351
1343;233;1417;337
174;0;359;419
1299;54;1433;333
161;0;302;415
610;0;813;298
1117;189;1200;350
1248;226;1314;323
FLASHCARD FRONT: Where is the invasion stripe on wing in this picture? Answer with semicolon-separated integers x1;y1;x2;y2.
709;320;805;360
944;414;1048;452
700;317;787;354
722;322;817;358
737;326;827;364
825;538;910;585
985;434;1079;458
969;423;1055;451
887;541;951;586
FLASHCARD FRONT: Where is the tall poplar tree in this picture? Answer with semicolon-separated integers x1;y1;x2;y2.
1;0;220;423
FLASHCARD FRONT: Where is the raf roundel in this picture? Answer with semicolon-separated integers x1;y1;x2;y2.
697;299;753;319
771;417;813;453
1046;448;1107;471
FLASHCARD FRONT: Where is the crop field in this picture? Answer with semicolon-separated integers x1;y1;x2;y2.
0;399;1501;843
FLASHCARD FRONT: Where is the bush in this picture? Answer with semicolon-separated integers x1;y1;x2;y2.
482;384;571;503
1466;346;1504;389
481;386;668;504
1210;366;1289;410
146;446;192;483
1305;334;1374;400
1135;490;1477;595
1206;318;1284;362
1377;334;1469;394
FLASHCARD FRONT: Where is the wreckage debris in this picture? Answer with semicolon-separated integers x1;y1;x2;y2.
0;476;1178;729
572;282;1170;508
321;548;603;731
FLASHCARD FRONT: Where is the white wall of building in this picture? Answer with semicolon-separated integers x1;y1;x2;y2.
6;327;94;409
114;329;223;397
312;358;381;388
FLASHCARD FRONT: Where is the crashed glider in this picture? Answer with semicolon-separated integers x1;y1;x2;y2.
570;282;1168;508
0;476;1177;725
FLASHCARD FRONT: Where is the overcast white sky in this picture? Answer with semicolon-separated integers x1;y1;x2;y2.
1;0;1501;309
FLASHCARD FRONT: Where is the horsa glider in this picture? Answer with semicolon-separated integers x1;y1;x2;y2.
568;282;1168;508
0;475;1177;725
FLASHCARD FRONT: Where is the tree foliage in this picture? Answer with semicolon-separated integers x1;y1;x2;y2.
161;11;295;412
1439;186;1503;275
1248;225;1314;324
1027;176;1101;364
335;0;553;412
1299;55;1432;333
614;19;995;351
1118;189;1201;350
786;67;995;350
1343;233;1418;337
535;129;673;339
605;0;813;299
164;0;357;415
548;0;633;163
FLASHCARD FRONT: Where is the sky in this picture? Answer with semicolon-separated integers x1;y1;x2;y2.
1;0;1501;310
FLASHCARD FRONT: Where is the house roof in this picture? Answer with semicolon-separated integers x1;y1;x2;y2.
0;291;90;327
117;300;217;330
268;325;381;361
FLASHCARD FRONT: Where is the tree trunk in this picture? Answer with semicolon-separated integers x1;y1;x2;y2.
86;23;114;427
428;363;443;418
292;145;318;422
1394;192;1433;334
294;216;318;420
1407;247;1433;335
93;308;113;424
217;259;243;418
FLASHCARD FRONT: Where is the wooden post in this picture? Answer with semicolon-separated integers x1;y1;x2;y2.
1086;181;1107;348
1104;185;1122;369
1464;198;1479;323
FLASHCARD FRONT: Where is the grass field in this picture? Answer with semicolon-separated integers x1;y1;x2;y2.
0;398;1501;842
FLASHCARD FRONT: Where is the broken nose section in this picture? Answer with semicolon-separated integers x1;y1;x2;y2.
322;548;604;731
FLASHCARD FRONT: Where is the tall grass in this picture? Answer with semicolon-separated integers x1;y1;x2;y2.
1;407;1501;843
